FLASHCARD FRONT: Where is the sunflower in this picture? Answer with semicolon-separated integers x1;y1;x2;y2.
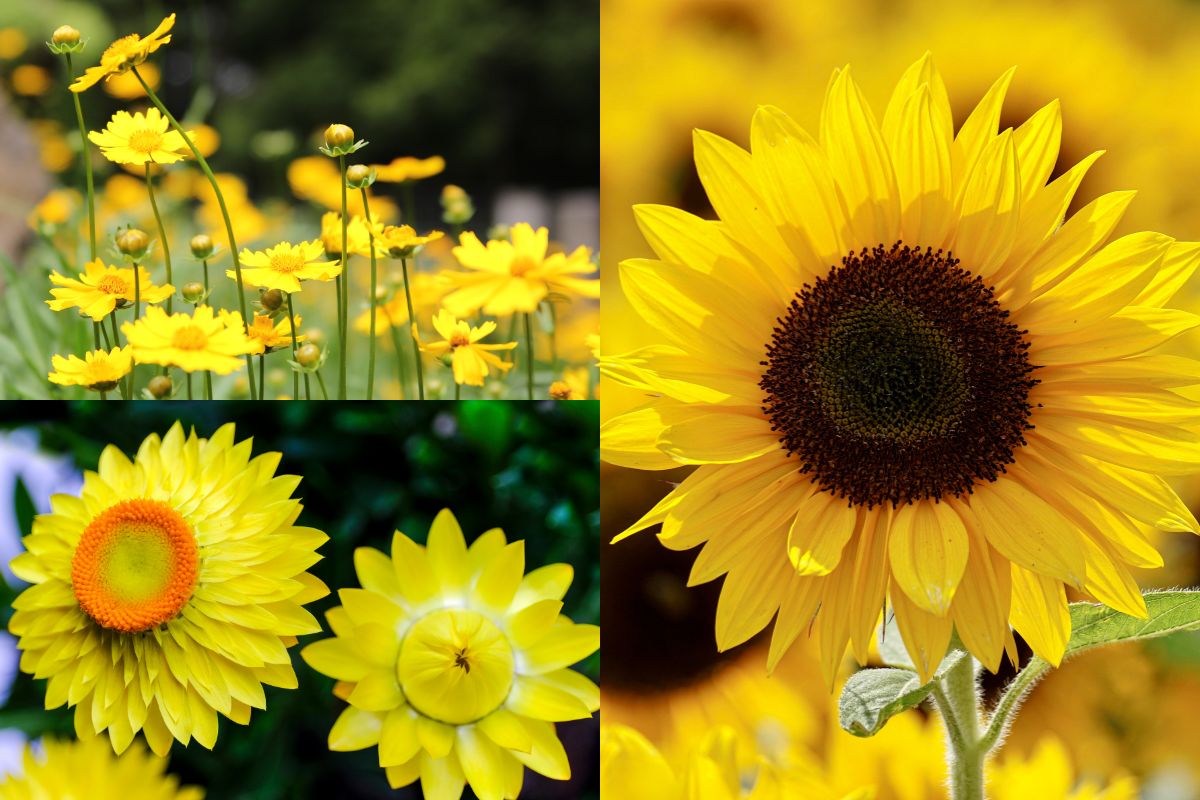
123;306;256;374
89;108;194;166
0;737;202;800
418;310;517;387
48;346;133;392
601;54;1200;683
444;224;600;316
372;155;446;183
70;14;175;94
231;240;341;294
301;508;599;800
240;312;305;355
8;422;328;755
47;259;174;321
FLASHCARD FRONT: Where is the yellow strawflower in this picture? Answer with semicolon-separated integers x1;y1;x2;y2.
302;509;599;799
0;737;202;800
8;423;329;754
47;259;174;321
123;305;256;374
231;240;341;294
418;310;517;387
70;14;175;93
89;108;194;166
48;346;133;392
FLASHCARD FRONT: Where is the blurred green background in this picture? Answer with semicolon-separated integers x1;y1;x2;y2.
0;400;599;799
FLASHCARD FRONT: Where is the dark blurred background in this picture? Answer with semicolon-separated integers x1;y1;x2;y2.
0;400;599;799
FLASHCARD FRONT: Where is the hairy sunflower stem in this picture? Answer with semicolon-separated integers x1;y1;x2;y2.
144;164;173;313
359;187;379;400
399;256;424;399
523;312;535;400
337;153;349;400
931;653;985;800
133;66;257;400
979;656;1049;754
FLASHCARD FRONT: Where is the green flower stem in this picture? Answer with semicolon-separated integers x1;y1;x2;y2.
337;154;349;400
259;354;266;400
930;654;984;800
359;187;379;400
186;372;193;399
454;382;461;400
523;312;536;400
205;371;213;400
92;321;101;350
99;390;108;401
132;66;257;400
98;320;110;349
383;306;410;396
314;368;330;400
549;300;559;372
144;164;173;314
63;53;96;261
201;257;210;295
286;293;309;400
109;313;129;399
399;256;425;399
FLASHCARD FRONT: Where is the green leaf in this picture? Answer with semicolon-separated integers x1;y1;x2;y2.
1066;590;1200;657
839;649;969;737
13;478;35;543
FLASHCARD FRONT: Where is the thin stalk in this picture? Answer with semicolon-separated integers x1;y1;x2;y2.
98;320;111;349
259;354;266;399
399;257;425;399
100;390;108;401
205;371;213;400
186;372;193;399
144;164;173;313
338;154;349;400
454;383;461;400
286;293;309;400
64;53;96;260
314;368;330;400
549;300;559;371
359;188;379;400
383;305;410;396
92;321;101;350
109;313;128;399
523;312;535;400
201;257;209;295
133;66;257;400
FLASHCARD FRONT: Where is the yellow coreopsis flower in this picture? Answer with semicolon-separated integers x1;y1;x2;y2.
70;14;175;93
231;240;341;294
8;423;329;755
419;309;517;386
445;223;600;316
89;108;194;166
48;346;133;392
372;223;445;258
301;509;599;800
601;54;1200;684
27;188;80;230
240;312;305;354
320;211;375;258
549;368;590;400
372;155;446;183
354;272;446;336
102;61;160;100
47;259;174;321
0;737;202;800
123;305;256;374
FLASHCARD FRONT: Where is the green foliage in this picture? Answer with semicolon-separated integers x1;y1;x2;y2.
0;401;599;799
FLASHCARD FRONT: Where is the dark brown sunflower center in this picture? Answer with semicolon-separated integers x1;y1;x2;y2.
760;243;1038;507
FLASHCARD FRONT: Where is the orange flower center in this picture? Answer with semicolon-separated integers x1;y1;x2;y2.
268;252;305;273
171;325;209;351
101;34;142;65
510;256;537;277
549;381;573;400
128;128;165;154
97;275;129;295
71;499;198;633
449;332;471;348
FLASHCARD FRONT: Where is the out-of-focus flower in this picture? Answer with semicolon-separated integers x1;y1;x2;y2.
47;346;134;392
320;211;375;258
232;240;341;294
239;312;304;355
101;61;160;99
371;224;444;259
990;736;1138;800
418;309;517;386
27;188;81;231
287;156;398;219
0;28;27;60
371;155;445;183
0;737;203;798
47;259;173;321
11;64;51;96
354;272;445;335
195;174;268;246
549;368;590;400
70;14;175;93
441;184;475;225
89;108;193;166
30;121;73;173
123;306;256;374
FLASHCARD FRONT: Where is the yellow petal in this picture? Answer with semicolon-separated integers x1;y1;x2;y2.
329;706;383;751
888;500;968;616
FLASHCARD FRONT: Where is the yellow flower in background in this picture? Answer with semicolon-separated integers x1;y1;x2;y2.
587;332;600;359
27;188;81;230
602;54;1200;684
102;174;148;213
123;305;256;374
371;155;446;183
0;737;203;800
354;272;445;336
232;240;341;293
102;62;160;99
31;120;73;173
989;737;1137;800
47;346;133;392
419;309;517;386
71;14;175;93
11;64;52;96
445;223;600;316
372;223;445;258
89;108;193;166
549;368;590;400
301;508;599;799
0;27;27;60
195;173;269;246
241;312;305;354
47;259;174;321
8;422;328;755
320;211;375;258
288;156;398;219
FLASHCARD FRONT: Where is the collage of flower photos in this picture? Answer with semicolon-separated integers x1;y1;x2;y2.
8;0;1200;799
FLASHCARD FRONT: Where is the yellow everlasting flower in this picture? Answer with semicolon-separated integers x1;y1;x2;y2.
445;224;600;316
47;259;174;321
372;223;445;258
419;310;517;387
301;509;599;800
89;108;193;166
240;312;305;355
123;306;257;374
232;240;341;294
601;54;1200;684
70;14;175;93
48;346;134;392
0;737;202;800
372;155;446;183
8;422;329;755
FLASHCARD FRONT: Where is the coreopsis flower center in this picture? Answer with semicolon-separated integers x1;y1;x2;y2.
268;252;305;273
396;608;515;725
449;331;471;348
96;275;129;295
171;325;209;351
127;128;165;154
760;243;1038;507
70;499;198;633
101;34;141;66
510;256;536;277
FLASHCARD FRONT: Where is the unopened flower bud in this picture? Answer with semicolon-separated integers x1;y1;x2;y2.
296;343;321;367
190;234;213;258
346;164;373;188
182;282;205;303
148;375;172;399
549;381;573;400
261;288;284;311
51;25;80;45
324;124;354;149
117;228;150;258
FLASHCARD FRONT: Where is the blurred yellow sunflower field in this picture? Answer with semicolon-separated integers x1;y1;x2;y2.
601;0;1200;798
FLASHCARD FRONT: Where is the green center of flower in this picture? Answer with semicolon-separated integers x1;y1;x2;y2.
760;243;1038;507
97;275;129;295
171;325;209;351
128;128;165;154
396;608;515;725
